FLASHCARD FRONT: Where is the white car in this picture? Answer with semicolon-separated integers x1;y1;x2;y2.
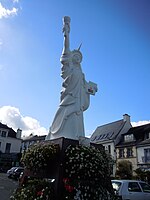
7;167;18;178
112;179;150;200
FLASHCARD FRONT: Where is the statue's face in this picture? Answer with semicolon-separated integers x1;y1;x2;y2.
61;61;71;79
72;54;81;64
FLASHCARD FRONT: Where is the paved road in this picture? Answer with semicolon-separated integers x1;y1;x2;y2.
0;173;18;200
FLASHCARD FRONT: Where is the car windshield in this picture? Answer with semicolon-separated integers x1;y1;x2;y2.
14;168;24;172
112;181;122;191
7;167;17;172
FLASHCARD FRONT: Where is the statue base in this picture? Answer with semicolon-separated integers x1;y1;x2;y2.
20;137;104;200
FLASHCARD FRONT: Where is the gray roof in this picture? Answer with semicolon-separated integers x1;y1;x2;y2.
137;139;150;146
22;135;46;142
0;122;17;138
90;119;126;143
116;123;150;147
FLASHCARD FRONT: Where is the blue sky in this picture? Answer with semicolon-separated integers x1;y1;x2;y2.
0;0;150;137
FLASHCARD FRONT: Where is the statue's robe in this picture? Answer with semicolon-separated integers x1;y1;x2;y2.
46;65;90;140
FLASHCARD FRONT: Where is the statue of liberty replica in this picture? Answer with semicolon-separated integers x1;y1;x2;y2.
16;16;116;200
46;16;97;140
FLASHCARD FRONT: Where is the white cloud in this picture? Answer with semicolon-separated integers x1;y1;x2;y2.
131;120;150;127
85;130;94;138
0;2;18;19
13;0;19;3
0;106;48;137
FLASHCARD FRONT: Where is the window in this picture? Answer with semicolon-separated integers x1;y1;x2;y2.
101;134;105;139
119;149;124;158
95;135;102;141
127;147;133;157
5;143;11;153
1;131;7;137
145;132;150;140
124;134;134;142
144;148;150;163
139;182;150;193
108;145;111;154
128;182;142;192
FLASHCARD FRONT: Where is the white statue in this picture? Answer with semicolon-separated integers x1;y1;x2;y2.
46;16;97;140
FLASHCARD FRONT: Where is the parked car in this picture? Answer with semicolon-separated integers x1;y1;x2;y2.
12;167;24;180
111;179;150;200
7;167;18;178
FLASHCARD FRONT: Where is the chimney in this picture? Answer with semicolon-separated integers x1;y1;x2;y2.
123;114;130;122
17;128;22;139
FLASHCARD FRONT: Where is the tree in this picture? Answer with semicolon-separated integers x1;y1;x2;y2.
116;160;132;179
134;168;150;184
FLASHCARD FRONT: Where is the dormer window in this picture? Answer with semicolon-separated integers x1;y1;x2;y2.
1;131;7;137
145;132;150;140
124;134;134;142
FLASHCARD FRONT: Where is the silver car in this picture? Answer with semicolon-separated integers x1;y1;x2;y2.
112;179;150;200
7;167;18;178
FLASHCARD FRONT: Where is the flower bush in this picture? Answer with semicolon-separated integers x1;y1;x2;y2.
10;179;55;200
63;145;117;200
21;143;59;173
12;141;119;199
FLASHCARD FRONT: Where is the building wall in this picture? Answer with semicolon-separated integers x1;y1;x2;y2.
96;141;116;176
21;140;34;152
103;142;116;159
21;135;46;152
0;137;21;153
116;146;138;173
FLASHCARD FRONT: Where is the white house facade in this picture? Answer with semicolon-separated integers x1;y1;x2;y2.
0;122;22;153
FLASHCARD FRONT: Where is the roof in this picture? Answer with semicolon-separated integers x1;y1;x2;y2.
0;122;10;129
0;122;17;138
90;119;126;143
137;138;150;146
116;123;150;147
116;140;138;148
127;123;150;135
8;128;17;138
22;135;46;142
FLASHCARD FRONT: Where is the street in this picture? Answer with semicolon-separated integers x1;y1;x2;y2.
0;173;18;200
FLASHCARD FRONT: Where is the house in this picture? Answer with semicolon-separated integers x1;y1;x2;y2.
135;124;150;171
116;123;150;173
90;114;132;157
0;122;22;170
0;122;22;153
90;114;132;175
21;134;46;152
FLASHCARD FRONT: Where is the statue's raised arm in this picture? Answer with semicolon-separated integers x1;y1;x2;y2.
62;16;70;55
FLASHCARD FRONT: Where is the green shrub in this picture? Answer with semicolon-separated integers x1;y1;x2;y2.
21;143;59;173
10;179;55;200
